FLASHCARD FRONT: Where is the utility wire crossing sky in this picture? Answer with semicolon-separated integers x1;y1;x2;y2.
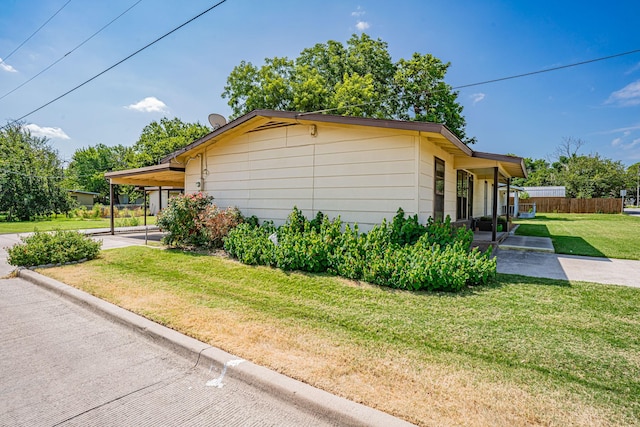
0;0;639;165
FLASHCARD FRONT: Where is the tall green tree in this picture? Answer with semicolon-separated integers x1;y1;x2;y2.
222;33;473;144
64;143;133;204
0;122;71;220
132;117;211;167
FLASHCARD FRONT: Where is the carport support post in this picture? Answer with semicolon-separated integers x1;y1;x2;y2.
109;182;114;235
492;167;498;242
506;178;511;226
143;187;148;245
143;187;147;226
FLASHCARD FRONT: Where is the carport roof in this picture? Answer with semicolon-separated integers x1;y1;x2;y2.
104;163;185;187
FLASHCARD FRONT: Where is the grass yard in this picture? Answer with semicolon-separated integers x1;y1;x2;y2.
514;213;640;260
0;216;156;234
41;246;640;427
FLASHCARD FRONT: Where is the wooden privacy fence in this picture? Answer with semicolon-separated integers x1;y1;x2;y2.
513;197;623;214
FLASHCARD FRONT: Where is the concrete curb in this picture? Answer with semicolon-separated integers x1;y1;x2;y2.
17;268;414;427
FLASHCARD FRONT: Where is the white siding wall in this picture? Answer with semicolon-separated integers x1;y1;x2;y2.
185;124;417;230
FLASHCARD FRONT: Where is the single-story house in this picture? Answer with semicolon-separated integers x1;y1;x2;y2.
67;190;99;208
106;109;526;240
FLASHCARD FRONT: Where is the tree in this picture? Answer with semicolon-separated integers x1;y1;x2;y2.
0;122;71;220
515;139;628;199
625;163;640;205
222;33;473;144
64;143;133;204
561;154;627;198
131;117;211;167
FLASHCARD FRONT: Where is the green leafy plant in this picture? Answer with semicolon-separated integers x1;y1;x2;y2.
156;192;245;250
225;207;495;292
7;230;102;267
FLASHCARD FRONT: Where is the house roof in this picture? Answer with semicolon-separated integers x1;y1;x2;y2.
104;163;186;187
105;110;526;187
159;109;526;179
67;190;100;196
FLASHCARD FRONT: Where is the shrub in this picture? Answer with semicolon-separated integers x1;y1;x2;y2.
225;207;495;292
199;205;243;249
224;222;276;265
7;230;102;267
157;192;243;249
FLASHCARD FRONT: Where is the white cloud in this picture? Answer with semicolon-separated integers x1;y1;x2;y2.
355;21;370;31
25;124;70;140
351;6;365;17
470;93;486;105
125;96;168;113
611;137;622;147
0;58;17;73
606;80;640;106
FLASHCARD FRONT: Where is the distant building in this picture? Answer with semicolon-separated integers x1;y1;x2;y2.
67;190;99;207
523;186;566;198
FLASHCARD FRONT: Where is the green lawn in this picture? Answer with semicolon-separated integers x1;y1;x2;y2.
514;213;640;260
0;216;156;234
43;246;640;426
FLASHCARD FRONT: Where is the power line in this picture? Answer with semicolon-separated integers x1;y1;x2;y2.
0;0;229;131
0;0;143;102
452;48;640;90
297;47;640;117
0;0;72;65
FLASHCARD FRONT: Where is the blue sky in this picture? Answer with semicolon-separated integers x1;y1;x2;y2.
1;0;639;166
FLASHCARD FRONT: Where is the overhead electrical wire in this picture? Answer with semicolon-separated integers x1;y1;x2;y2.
0;0;144;102
452;48;640;90
0;0;72;65
0;0;229;131
297;47;640;116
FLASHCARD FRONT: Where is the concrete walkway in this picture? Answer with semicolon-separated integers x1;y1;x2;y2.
496;235;640;288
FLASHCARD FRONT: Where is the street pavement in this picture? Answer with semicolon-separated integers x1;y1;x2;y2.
0;230;414;427
0;277;341;426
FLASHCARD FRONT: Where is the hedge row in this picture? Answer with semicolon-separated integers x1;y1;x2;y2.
225;208;495;292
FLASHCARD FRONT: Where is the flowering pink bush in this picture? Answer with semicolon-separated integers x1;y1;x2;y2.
156;192;242;249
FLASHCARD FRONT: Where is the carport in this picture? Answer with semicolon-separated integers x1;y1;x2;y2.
104;163;185;235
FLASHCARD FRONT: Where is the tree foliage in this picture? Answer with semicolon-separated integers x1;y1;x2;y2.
0;122;72;220
222;33;473;144
64;143;133;204
131;117;211;167
514;138;630;198
64;117;210;204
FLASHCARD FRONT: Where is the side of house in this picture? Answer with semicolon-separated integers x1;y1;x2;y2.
106;110;526;234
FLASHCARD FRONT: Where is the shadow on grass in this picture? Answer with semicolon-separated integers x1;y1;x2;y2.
495;273;571;287
519;214;574;221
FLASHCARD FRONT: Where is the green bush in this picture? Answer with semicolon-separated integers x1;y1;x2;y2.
225;207;496;292
224;222;276;265
7;230;102;267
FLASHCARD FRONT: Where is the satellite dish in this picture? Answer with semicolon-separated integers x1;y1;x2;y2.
208;113;226;130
